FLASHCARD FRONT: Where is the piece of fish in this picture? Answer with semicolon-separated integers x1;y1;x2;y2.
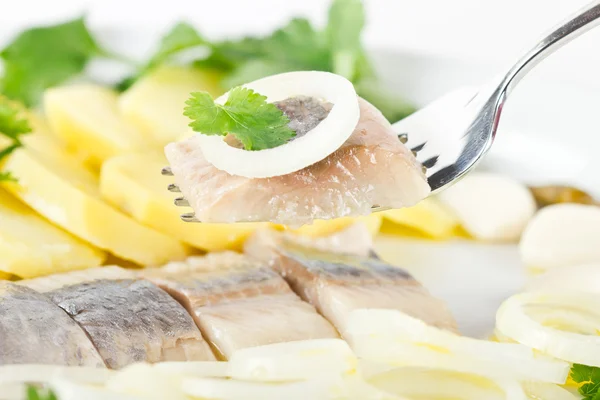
142;252;339;359
250;240;458;336
0;282;105;367
165;97;430;226
46;278;215;369
18;265;135;293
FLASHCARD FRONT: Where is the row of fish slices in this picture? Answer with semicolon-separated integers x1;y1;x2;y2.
0;224;457;370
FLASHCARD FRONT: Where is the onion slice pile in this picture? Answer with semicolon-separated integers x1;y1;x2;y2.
345;309;570;384
368;367;528;400
195;71;360;179
496;291;600;366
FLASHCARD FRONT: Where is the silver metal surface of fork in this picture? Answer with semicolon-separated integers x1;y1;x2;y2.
165;1;600;222
390;0;600;199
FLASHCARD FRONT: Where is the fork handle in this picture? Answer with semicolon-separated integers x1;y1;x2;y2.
502;0;600;95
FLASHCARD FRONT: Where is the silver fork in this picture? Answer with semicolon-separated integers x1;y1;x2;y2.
164;0;600;222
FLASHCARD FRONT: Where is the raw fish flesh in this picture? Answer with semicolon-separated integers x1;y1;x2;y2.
142;252;339;359
165;98;430;226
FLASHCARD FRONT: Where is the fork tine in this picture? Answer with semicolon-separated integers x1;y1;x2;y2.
397;133;408;144
181;212;200;222
168;183;181;192
161;166;173;176
422;155;439;169
411;142;426;152
174;197;190;206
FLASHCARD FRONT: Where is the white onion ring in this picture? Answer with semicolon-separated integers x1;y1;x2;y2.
496;291;600;366
346;309;569;384
195;71;360;178
228;339;357;382
368;367;528;400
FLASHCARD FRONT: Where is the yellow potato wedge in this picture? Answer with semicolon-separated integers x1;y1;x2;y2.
0;189;105;278
3;147;190;266
290;214;383;238
119;66;224;146
381;198;460;239
100;152;270;251
44;84;148;167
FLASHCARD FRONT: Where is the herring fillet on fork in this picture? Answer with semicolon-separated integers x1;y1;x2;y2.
164;0;600;222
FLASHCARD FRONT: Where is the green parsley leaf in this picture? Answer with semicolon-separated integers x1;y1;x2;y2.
184;87;295;151
26;385;58;400
0;171;16;183
148;22;206;68
326;0;365;80
117;22;207;91
570;364;600;400
0;17;102;106
218;18;330;89
0;99;32;182
0;102;31;142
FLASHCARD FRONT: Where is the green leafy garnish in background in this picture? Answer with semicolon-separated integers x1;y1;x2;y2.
0;0;415;122
0;17;104;106
0;99;32;181
117;22;207;91
125;0;416;122
26;385;58;400
570;364;600;400
184;87;295;151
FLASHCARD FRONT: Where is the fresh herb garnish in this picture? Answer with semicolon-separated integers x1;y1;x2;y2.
0;99;32;181
0;17;103;106
26;385;58;400
570;364;600;400
124;0;415;122
117;22;207;91
184;87;295;151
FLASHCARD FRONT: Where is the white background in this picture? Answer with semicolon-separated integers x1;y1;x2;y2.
0;0;595;61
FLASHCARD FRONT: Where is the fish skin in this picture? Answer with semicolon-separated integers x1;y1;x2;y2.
143;253;339;359
267;241;458;335
18;265;135;293
165;97;430;226
0;281;105;367
48;279;215;369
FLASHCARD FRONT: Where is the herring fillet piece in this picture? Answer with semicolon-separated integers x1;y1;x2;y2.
165;97;430;226
18;265;135;293
263;242;458;336
142;252;339;359
47;279;216;369
0;282;104;367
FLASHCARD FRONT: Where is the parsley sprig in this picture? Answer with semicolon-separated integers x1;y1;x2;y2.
0;99;32;181
570;364;600;400
0;18;104;106
184;87;295;150
26;385;58;400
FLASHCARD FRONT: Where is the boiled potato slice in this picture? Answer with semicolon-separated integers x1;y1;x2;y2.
100;152;270;251
3;147;190;266
291;214;382;238
381;198;460;239
119;66;224;146
0;189;105;278
44;84;148;167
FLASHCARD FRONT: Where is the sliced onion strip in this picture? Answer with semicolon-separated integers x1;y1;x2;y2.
228;339;357;382
496;291;600;366
195;71;360;179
